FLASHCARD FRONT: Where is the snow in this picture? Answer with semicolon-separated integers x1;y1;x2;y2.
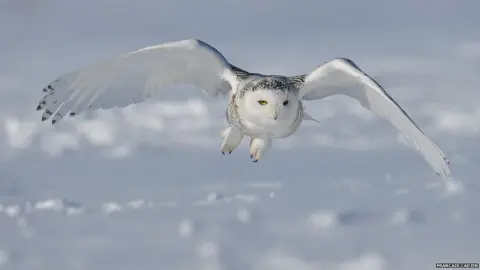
4;144;477;270
102;202;123;214
178;219;195;238
0;250;9;269
3;205;20;217
2;1;480;269
308;210;338;229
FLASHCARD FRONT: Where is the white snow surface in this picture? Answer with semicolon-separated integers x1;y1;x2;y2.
1;1;480;269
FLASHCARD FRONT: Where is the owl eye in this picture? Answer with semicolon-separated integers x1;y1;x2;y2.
258;100;268;105
283;100;289;106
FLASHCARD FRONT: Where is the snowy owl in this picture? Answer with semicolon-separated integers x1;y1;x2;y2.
36;39;451;180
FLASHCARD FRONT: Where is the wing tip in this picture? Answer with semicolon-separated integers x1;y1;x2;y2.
39;111;73;125
36;99;47;111
42;84;55;93
40;108;53;122
443;156;450;165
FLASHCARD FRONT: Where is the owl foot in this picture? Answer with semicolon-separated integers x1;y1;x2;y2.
249;137;272;162
220;126;244;155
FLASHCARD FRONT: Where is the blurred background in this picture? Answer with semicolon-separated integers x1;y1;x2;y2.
0;1;479;269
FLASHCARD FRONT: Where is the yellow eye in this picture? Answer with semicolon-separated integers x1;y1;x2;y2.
258;100;268;105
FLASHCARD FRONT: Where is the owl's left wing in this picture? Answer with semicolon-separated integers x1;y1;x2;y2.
293;58;452;181
36;39;241;124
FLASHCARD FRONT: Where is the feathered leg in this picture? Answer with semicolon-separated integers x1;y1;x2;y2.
220;126;244;155
249;137;272;162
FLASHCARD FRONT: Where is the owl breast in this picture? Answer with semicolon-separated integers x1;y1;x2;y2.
226;98;304;139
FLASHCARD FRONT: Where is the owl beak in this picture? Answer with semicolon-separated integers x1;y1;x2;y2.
270;107;278;120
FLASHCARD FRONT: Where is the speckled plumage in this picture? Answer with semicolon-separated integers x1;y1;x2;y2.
226;75;304;138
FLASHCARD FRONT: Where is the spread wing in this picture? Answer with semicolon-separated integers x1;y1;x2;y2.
296;58;452;181
36;39;241;124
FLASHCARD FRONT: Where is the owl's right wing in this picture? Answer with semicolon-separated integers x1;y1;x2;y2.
294;58;452;182
36;39;243;124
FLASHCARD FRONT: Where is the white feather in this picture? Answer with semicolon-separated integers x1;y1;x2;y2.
37;39;238;124
298;58;452;182
303;112;320;123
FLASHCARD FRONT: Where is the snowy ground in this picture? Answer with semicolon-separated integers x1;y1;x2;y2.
1;1;480;269
1;101;479;270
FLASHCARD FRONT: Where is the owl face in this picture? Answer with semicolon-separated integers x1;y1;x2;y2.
240;79;300;126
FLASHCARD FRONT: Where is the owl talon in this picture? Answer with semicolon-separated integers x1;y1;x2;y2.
249;137;272;162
